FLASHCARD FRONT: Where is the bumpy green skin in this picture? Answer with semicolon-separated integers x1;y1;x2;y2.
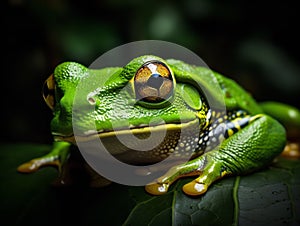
18;55;300;196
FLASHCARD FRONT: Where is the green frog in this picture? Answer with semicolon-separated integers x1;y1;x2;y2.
18;55;300;196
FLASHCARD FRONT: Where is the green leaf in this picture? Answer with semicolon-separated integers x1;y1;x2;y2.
1;144;300;226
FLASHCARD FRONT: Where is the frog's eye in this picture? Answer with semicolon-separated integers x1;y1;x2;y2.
42;74;56;110
134;61;174;104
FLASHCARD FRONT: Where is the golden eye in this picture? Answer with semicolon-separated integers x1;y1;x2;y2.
134;61;174;103
42;74;56;110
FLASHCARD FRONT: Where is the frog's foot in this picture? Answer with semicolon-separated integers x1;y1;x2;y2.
17;141;71;173
281;142;300;159
145;154;228;196
17;156;60;173
182;166;227;196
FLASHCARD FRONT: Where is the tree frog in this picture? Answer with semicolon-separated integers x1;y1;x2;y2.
18;55;300;196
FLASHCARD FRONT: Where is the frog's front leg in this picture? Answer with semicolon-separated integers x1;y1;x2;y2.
17;141;71;173
146;114;286;196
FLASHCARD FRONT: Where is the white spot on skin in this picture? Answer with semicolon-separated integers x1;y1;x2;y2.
179;142;185;148
84;130;98;135
158;185;167;193
139;124;148;127
207;110;212;120
194;183;205;192
208;165;215;173
185;146;191;151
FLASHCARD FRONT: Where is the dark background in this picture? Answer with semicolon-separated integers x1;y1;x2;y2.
3;0;300;144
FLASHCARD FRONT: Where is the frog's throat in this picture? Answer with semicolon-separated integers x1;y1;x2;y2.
53;119;199;143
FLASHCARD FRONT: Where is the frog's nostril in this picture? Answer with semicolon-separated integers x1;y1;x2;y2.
43;74;55;110
88;97;96;105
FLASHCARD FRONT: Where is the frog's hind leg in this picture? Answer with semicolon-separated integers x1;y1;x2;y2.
145;114;286;196
17;141;71;173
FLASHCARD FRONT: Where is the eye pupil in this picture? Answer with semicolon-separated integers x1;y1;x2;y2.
147;74;164;89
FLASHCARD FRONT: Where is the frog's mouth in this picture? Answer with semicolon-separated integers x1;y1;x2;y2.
53;119;199;143
52;119;199;144
53;119;200;164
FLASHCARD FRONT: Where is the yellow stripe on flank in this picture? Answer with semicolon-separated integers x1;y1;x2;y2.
250;114;263;123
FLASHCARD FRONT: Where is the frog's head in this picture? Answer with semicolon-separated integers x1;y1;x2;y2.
43;55;222;163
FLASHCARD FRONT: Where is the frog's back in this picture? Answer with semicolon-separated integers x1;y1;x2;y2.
210;70;262;114
167;58;262;115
